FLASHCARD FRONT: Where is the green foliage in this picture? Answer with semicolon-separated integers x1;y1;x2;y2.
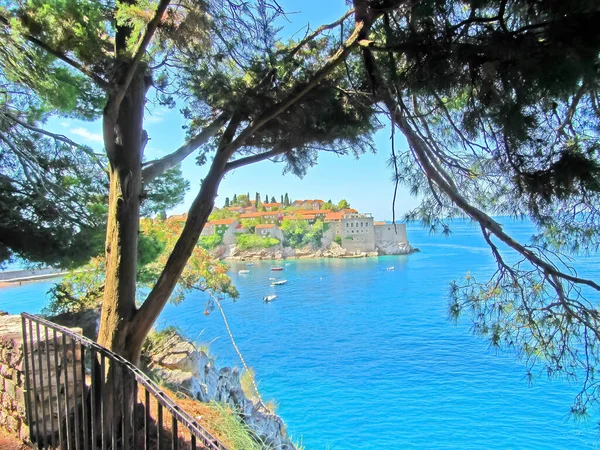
235;234;279;250
337;199;350;210
141;165;190;218
240;218;260;233
322;201;336;211
231;194;250;207
334;235;342;246
43;256;105;315
208;209;238;221
199;233;224;250
205;402;264;450
280;218;326;248
224;197;230;207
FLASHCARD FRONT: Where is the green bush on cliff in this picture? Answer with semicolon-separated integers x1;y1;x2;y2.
236;234;279;250
199;234;223;250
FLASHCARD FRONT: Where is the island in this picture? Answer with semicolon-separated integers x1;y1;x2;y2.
168;195;415;261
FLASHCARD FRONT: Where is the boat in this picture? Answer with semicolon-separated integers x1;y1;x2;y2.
271;267;284;271
386;266;395;271
246;263;254;266
270;280;287;286
263;295;277;303
238;269;250;274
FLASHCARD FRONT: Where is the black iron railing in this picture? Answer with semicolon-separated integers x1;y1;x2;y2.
21;313;229;450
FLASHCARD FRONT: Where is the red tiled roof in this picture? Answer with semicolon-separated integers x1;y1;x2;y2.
296;209;331;215
240;211;282;219
343;208;358;213
235;224;245;229
374;221;387;226
168;213;187;221
226;206;243;211
255;223;277;229
209;218;237;225
325;212;344;221
262;202;282;207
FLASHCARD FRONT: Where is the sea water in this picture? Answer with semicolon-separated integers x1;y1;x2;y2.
2;219;600;449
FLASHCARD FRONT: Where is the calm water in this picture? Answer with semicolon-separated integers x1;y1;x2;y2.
2;219;600;449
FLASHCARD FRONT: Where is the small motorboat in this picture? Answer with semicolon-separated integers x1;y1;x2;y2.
271;267;284;271
386;266;395;271
238;269;250;274
246;263;254;266
263;295;277;303
271;280;287;286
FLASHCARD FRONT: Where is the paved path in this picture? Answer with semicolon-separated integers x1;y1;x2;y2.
0;268;65;283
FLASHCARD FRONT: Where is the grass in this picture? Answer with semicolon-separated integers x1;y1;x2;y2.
142;384;266;450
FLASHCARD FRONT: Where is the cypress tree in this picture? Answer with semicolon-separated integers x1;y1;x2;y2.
225;197;230;207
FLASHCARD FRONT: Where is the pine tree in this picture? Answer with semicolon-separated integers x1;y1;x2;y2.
284;193;289;206
255;192;260;205
233;194;238;205
271;196;276;203
225;197;230;207
265;194;269;204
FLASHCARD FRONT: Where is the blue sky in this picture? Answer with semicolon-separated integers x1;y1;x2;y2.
50;0;420;221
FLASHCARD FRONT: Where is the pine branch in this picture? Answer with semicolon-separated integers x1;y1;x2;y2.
0;15;110;89
224;147;287;172
1;111;106;170
141;113;229;183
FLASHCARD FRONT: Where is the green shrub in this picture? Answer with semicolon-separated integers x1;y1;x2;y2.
334;235;342;245
236;234;279;250
199;233;224;249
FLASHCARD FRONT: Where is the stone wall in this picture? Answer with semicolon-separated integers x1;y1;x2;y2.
0;314;84;447
0;315;28;442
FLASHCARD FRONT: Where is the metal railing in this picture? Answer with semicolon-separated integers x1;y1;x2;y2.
21;313;229;450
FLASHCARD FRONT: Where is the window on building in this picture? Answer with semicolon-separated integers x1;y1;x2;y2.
388;227;391;231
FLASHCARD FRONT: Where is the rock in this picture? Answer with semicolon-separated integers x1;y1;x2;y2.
150;333;297;449
326;242;347;257
377;240;415;255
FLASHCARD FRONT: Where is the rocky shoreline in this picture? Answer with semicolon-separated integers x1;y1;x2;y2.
213;241;417;262
147;331;296;449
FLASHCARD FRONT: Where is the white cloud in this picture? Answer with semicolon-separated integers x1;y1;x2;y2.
71;127;103;143
145;107;169;124
59;121;70;128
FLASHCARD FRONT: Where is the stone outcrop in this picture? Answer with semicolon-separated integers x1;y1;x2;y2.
376;240;415;255
149;335;296;450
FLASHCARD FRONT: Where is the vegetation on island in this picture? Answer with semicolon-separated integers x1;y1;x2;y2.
2;0;600;426
280;219;328;248
235;234;280;250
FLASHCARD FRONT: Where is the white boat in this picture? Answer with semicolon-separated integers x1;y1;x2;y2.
386;266;395;271
238;269;250;274
246;263;254;266
263;295;277;303
270;280;287;286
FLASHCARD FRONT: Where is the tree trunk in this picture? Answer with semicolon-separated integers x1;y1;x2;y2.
97;69;146;365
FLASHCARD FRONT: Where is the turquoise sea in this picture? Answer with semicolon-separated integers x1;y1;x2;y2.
2;219;600;449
